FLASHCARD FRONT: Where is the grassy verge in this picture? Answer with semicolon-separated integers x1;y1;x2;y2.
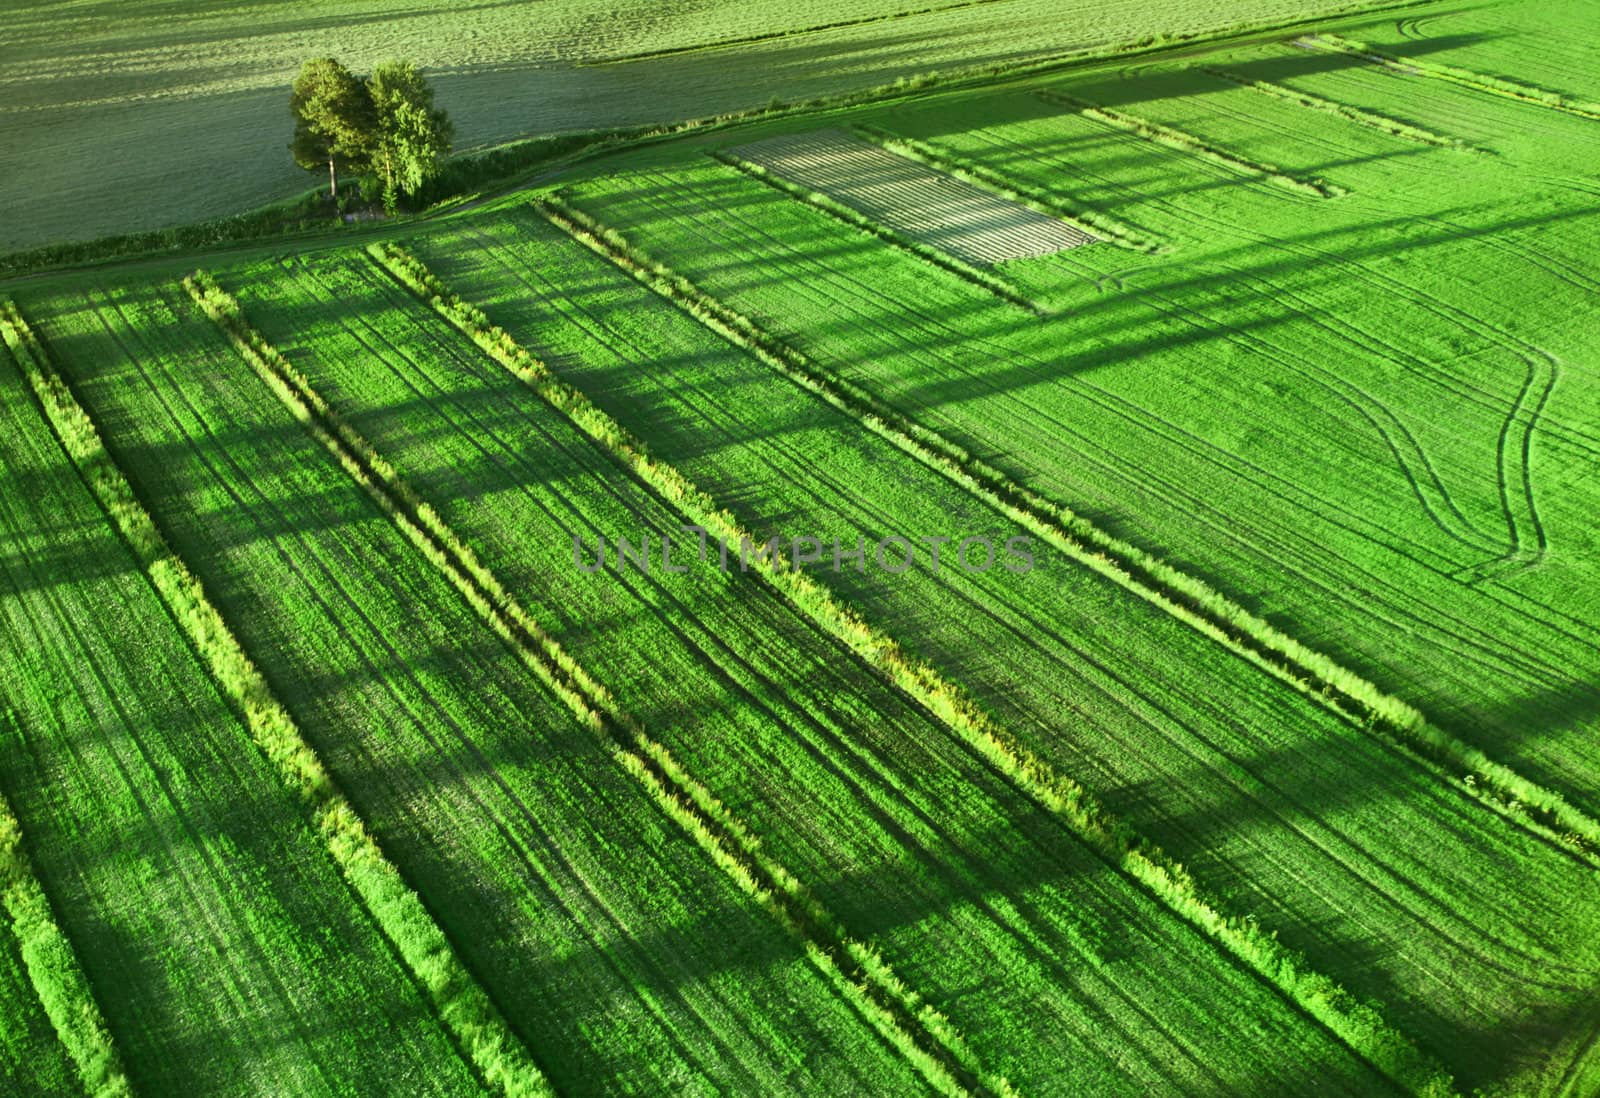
526;193;1600;862
709;151;1043;311
0;298;549;1098
0;768;128;1098
849;123;1163;250
1032;89;1347;197
186;269;1000;1098
370;235;1456;1098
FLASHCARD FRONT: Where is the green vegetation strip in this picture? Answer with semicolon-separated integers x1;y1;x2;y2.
1032;89;1347;198
373;230;1455;1097
1298;34;1600;122
533;192;1600;860
710;151;1042;312
0;298;548;1098
848;123;1162;250
1199;65;1468;148
0;766;129;1098
187;268;997;1098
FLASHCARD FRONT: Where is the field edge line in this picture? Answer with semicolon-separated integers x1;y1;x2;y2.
187;268;997;1098
369;233;1455;1098
523;194;1600;864
0;297;551;1098
1196;65;1473;150
0;727;132;1098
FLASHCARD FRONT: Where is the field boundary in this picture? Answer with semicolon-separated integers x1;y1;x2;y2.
187;269;1001;1098
0;299;551;1098
0;750;130;1098
709;150;1045;311
1198;65;1470;148
527;195;1600;859
850;123;1163;250
1295;34;1600;122
373;232;1456;1097
1032;89;1347;197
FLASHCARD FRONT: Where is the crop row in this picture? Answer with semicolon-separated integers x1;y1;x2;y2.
1197;66;1467;148
1298;34;1600;121
259;245;1405;1094
1031;88;1346;198
372;229;1450;1095
420;202;1600;1093
711;150;1043;310
533;184;1600;856
1;298;546;1098
187;268;995;1096
850;122;1162;250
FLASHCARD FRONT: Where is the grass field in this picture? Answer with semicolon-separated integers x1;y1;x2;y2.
4;0;1600;1093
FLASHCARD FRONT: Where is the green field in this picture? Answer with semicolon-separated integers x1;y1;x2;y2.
3;0;1600;1094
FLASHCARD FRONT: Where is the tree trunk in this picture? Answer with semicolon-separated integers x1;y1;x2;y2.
328;157;338;200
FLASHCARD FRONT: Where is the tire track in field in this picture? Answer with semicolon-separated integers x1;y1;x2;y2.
288;251;1250;1096
486;208;1600;973
484;219;1600;1006
100;285;744;1094
607;166;1596;700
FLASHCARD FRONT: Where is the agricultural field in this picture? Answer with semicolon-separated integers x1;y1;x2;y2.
3;0;1600;1095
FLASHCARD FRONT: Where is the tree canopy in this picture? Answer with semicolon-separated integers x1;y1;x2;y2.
288;57;452;209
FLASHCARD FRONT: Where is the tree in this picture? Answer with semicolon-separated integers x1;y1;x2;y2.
366;60;454;213
289;58;372;200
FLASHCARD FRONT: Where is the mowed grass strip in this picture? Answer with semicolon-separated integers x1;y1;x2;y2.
0;307;487;1096
20;279;925;1097
727;129;1097;263
420;203;1600;1095
0;782;119;1098
367;237;1450;1096
234;243;1402;1096
184;267;983;1097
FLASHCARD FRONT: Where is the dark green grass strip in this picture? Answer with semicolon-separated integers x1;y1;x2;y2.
709;150;1044;312
1198;65;1470;148
0;772;127;1098
527;194;1600;863
1298;34;1600;121
848;123;1163;250
1031;89;1347;197
370;234;1456;1098
0;299;549;1098
184;270;998;1098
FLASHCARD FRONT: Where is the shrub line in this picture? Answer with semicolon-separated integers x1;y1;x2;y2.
1;296;550;1098
528;195;1600;862
1297;35;1600;122
849;123;1163;251
1032;89;1347;198
371;230;1456;1098
1198;66;1469;148
0;750;131;1098
709;150;1045;312
189;268;999;1098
